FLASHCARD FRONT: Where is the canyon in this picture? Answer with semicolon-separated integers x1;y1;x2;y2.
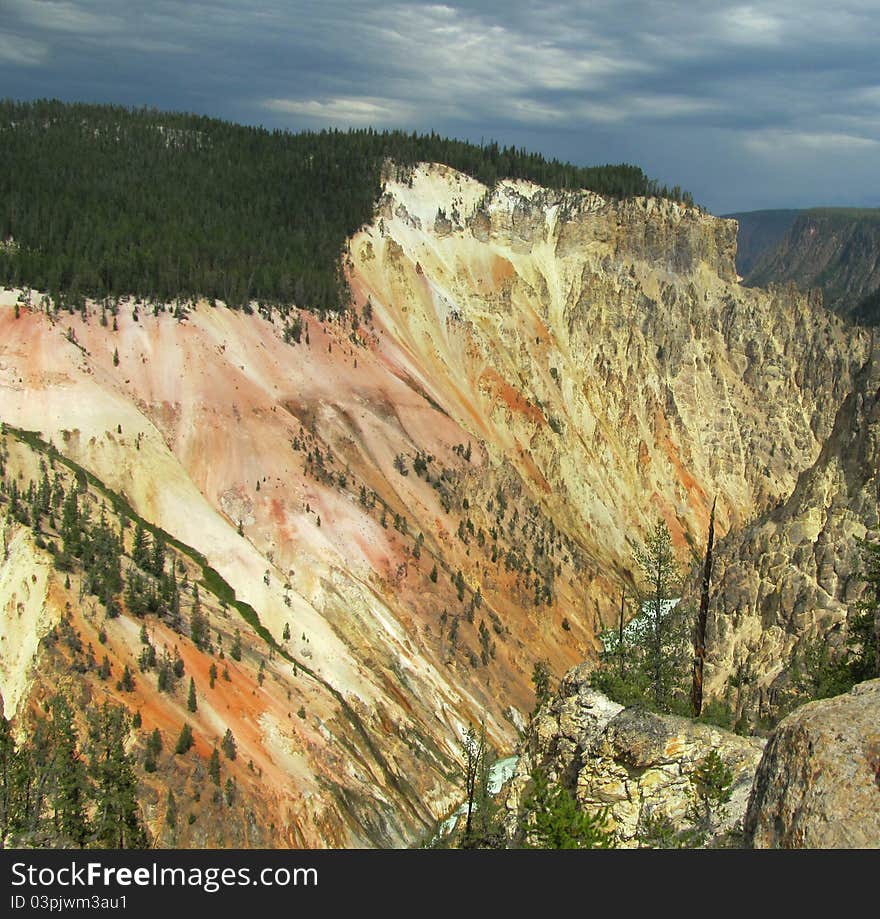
1;162;875;846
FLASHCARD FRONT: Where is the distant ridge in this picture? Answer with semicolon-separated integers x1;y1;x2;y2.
741;208;880;322
721;209;800;277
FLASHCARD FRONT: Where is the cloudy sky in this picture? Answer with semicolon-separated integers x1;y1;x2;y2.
2;0;879;213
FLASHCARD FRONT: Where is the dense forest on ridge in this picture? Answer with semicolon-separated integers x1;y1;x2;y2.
0;99;693;314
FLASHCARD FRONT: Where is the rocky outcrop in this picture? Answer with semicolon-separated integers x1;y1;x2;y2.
510;663;625;788
506;665;764;847
744;679;880;848
705;344;880;726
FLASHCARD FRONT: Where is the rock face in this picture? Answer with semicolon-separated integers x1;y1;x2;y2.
351;165;869;616
745;679;880;849
725;209;800;278
745;209;880;319
705;345;880;726
506;665;764;847
0;161;875;846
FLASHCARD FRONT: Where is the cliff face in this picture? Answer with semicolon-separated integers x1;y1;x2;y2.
705;341;880;724
0;163;872;846
724;210;800;279
745;209;880;320
350;166;868;602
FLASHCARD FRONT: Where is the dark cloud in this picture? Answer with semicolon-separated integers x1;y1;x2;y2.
2;0;879;212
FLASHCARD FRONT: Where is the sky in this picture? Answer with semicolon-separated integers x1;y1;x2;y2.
2;0;879;214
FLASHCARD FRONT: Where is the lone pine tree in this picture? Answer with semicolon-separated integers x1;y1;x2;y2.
593;519;690;713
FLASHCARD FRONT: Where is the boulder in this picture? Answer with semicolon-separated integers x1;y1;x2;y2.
744;678;880;848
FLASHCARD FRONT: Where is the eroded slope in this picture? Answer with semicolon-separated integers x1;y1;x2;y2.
0;163;871;845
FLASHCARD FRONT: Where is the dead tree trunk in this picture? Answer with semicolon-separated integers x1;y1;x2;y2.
691;497;716;717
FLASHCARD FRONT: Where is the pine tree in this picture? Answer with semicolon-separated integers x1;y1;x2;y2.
851;535;880;680
635;520;682;707
531;660;552;713
221;728;236;761
150;531;166;576
187;677;197;713
190;584;208;649
454;570;465;602
230;629;242;661
174;723;194;755
116;664;135;692
144;726;162;773
595;519;689;712
87;702;148;848
459;722;486;843
47;695;91;847
165;789;177;830
687;750;734;837
148;727;163;758
0;713;16;843
131;521;150;570
209;747;221;786
519;768;615;849
60;488;81;558
457;721;504;848
156;654;171;693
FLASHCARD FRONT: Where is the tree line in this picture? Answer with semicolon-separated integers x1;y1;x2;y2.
0;99;694;315
0;695;148;848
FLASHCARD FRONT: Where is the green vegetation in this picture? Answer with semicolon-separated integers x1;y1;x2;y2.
768;533;880;721
689;749;734;823
852;286;880;325
518;768;615;849
3;422;277;656
1;423;412;826
174;723;194;755
455;722;504;848
143;728;162;773
805;207;880;224
0;695;148;848
592;520;692;714
427;722;503;849
530;660;553;714
636;749;734;849
221;728;237;761
593;508;879;734
1;99;692;315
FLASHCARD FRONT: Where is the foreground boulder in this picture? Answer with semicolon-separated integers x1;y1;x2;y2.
744;679;880;848
506;664;765;847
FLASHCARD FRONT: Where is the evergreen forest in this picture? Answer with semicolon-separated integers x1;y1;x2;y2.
0;99;693;314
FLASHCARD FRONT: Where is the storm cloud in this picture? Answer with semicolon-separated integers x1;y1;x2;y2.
2;0;879;212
